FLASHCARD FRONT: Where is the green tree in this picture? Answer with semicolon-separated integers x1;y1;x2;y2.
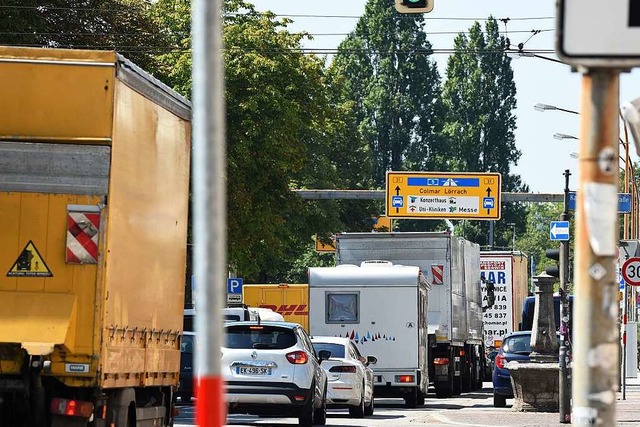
330;0;445;188
441;17;529;247
0;0;165;71
152;0;376;281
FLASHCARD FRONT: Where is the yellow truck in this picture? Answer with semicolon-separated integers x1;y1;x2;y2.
0;47;191;427
242;284;309;331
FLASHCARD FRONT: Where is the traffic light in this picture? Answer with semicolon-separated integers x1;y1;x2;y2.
545;248;560;279
394;0;434;14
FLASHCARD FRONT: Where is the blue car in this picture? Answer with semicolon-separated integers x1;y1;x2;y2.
492;331;561;407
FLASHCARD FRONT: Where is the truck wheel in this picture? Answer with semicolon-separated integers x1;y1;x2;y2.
404;388;417;408
493;393;507;408
416;390;425;406
435;385;452;398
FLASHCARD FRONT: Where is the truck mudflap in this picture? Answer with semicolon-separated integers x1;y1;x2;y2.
0;291;77;356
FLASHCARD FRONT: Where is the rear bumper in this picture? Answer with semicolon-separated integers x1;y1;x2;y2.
225;381;312;415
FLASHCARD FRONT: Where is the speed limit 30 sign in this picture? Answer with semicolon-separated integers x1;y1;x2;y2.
622;257;640;286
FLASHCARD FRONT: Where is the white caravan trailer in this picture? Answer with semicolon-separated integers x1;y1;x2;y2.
308;262;430;408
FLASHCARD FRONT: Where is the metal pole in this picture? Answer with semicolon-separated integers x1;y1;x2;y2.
572;69;620;427
489;220;494;250
559;169;571;423
193;0;227;425
623;282;628;400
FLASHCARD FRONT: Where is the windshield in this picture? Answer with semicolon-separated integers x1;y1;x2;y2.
503;335;532;354
225;325;297;349
312;342;345;358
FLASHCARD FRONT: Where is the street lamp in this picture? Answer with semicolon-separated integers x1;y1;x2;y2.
554;133;579;141
534;103;580;115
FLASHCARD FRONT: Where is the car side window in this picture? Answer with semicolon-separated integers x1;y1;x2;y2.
350;343;364;362
297;328;317;358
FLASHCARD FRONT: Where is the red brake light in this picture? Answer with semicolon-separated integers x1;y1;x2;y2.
286;351;308;364
50;398;94;418
396;375;414;383
329;365;357;373
433;357;449;365
495;353;506;369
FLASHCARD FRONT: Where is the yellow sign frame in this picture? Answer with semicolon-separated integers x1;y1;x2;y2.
385;171;502;220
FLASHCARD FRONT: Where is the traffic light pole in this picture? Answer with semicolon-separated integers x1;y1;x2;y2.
559;169;571;423
573;69;620;427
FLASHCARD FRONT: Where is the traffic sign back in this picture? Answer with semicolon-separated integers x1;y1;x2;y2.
558;0;640;67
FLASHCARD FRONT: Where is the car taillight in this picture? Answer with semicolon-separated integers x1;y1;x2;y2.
50;398;94;418
329;365;357;373
495;353;506;369
286;351;308;364
433;357;449;365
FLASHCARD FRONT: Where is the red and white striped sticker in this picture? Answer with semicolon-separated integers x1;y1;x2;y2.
66;211;100;264
431;264;444;284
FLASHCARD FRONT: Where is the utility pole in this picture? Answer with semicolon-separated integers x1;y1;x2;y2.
572;70;620;426
559;169;571;423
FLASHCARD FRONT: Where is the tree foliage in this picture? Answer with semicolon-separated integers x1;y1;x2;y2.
151;0;376;281
441;18;529;247
330;0;445;188
0;0;165;71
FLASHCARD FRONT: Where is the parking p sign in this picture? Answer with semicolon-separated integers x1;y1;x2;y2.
227;277;244;294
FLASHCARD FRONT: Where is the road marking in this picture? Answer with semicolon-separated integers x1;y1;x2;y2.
425;412;498;427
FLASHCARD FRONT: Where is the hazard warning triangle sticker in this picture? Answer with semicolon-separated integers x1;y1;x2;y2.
7;240;53;277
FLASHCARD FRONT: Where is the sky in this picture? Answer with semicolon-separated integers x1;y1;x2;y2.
249;0;640;194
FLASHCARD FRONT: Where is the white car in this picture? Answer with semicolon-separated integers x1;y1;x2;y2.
310;336;377;417
222;321;330;426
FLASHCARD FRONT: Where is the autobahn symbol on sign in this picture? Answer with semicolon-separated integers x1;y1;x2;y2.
550;221;570;241
622;257;640;286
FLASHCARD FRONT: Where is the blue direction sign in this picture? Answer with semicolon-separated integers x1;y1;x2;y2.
550;221;570;241
227;277;244;294
567;192;631;213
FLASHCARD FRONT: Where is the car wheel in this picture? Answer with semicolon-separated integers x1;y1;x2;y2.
404;387;417;409
298;385;315;427
493;392;507;408
364;391;374;416
313;383;327;425
348;385;365;418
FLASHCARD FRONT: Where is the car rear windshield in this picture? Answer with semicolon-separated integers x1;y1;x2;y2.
503;335;532;354
225;325;297;350
312;343;345;358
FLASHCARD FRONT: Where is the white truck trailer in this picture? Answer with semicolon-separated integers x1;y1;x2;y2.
479;251;530;349
334;232;485;398
308;263;430;408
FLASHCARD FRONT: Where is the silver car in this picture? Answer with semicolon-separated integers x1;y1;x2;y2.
222;321;330;426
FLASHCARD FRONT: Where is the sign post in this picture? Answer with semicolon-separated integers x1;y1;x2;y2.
556;1;639;423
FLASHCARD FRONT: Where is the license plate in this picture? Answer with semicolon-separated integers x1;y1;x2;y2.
236;366;271;375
